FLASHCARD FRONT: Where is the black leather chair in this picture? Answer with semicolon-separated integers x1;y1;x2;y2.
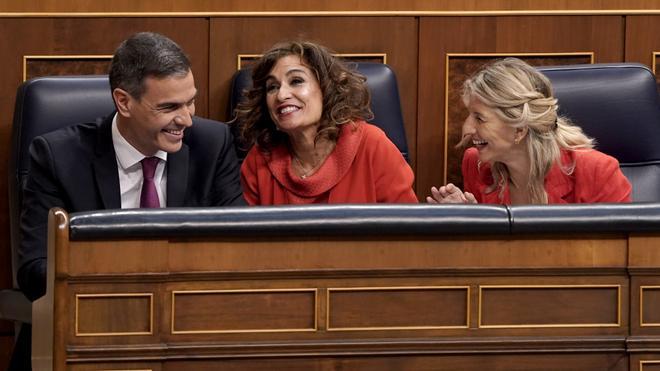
228;62;410;162
539;63;660;202
4;75;114;369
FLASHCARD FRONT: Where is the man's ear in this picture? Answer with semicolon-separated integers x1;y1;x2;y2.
112;88;132;117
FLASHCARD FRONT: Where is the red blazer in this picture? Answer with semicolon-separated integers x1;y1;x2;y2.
462;147;632;204
241;122;418;205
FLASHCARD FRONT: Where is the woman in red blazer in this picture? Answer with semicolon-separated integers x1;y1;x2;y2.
427;58;631;205
234;41;417;205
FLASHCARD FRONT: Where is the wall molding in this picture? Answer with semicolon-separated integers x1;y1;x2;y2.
1;10;660;17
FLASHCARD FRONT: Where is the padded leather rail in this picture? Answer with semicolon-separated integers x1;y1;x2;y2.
69;202;660;239
509;203;660;234
68;204;510;240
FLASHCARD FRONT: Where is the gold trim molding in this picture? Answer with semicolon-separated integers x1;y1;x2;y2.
326;285;470;331
443;52;595;184
23;54;113;81
237;53;387;70
75;293;154;337
478;284;621;329
2;10;660;17
171;288;318;334
640;286;660;327
641;360;660;370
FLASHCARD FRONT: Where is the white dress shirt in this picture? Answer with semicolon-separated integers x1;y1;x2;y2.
111;114;168;208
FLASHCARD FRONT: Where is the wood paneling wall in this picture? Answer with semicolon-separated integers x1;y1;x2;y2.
0;0;659;12
0;7;658;369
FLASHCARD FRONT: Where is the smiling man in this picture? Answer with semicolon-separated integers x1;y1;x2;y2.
12;32;245;370
19;31;245;300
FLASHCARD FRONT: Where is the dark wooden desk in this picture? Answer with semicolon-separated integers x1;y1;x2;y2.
31;206;660;370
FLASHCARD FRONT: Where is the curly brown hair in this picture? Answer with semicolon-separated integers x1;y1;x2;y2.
233;41;373;151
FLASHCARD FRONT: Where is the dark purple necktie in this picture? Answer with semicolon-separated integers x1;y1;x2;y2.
140;157;160;208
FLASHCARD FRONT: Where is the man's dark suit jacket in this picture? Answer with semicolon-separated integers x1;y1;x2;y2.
17;113;246;301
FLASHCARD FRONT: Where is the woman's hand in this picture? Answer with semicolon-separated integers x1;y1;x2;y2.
426;183;478;204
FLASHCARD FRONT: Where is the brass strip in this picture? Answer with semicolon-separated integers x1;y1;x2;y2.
236;54;262;70
641;360;660;371
478;284;621;329
443;52;594;184
75;293;153;337
23;54;113;81
237;53;387;70
171;288;318;334
327;285;470;331
640;286;660;327
1;10;660;17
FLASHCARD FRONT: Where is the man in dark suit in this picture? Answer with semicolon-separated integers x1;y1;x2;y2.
10;32;245;370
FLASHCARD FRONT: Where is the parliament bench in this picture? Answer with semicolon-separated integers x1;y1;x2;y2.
32;203;660;370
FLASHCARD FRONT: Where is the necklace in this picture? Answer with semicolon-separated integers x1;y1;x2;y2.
292;154;319;179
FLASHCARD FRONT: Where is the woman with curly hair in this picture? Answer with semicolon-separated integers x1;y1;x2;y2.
427;57;631;204
234;41;417;205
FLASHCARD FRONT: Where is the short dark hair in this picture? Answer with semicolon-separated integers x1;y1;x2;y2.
108;32;191;99
234;40;373;151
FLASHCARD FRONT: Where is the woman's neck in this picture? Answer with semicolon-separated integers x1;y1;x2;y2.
289;131;336;178
503;155;532;204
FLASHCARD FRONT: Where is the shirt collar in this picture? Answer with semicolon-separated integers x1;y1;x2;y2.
111;113;168;170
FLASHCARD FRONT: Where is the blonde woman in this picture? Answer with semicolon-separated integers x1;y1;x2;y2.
428;58;631;204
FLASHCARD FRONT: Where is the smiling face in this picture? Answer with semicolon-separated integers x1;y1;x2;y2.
114;70;197;156
462;96;521;165
265;55;323;137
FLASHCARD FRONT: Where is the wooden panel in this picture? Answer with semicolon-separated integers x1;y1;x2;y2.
656;53;660;93
417;15;623;199
327;286;468;330
70;363;159;371
0;0;659;12
67;236;627;274
24;55;112;81
479;285;620;328
641;361;660;371
157;353;627;371
0;334;12;371
625;16;660;92
172;289;316;333
76;294;153;335
238;53;386;70
209;16;419;186
629;236;660;267
631;277;660;338
641;287;660;326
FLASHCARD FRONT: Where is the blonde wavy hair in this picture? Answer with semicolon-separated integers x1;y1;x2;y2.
463;58;594;204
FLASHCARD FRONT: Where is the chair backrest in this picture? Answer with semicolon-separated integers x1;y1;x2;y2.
228;62;410;162
8;75;115;285
538;63;660;202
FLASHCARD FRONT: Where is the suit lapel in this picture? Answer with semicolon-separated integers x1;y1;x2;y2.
93;115;122;209
167;144;189;207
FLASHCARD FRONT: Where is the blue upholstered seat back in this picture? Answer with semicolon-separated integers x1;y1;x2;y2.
9;75;114;282
539;63;660;202
229;62;410;162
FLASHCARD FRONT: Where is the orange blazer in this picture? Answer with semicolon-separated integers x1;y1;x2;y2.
241;122;418;205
